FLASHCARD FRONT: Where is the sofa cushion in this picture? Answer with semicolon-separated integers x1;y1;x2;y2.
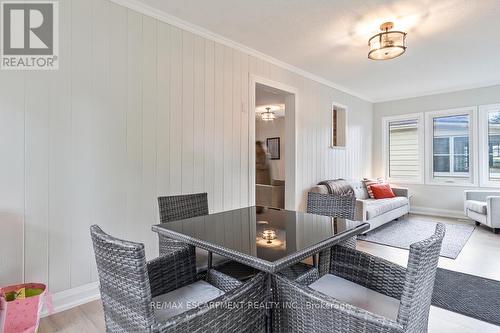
365;197;409;220
465;200;487;215
153;280;224;321
371;183;396;199
309;274;399;320
349;180;370;200
363;178;384;199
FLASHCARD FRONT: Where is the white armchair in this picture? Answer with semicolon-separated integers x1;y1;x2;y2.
464;190;500;234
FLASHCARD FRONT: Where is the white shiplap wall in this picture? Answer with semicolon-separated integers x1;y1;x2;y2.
0;0;372;294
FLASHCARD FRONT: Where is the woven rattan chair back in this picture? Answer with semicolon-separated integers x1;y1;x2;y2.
397;223;445;333
306;192;356;220
307;191;357;274
90;225;155;332
157;193;209;255
158;193;208;223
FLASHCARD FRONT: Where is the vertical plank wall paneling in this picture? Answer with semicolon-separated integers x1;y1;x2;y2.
141;15;160;259
203;39;215;211
48;0;72;292
90;0;109;281
124;8;143;270
0;71;25;286
69;0;93;289
181;31;195;195
24;69;50;284
169;26;182;196
222;46;233;211
193;35;205;195
0;0;373;292
213;43;224;213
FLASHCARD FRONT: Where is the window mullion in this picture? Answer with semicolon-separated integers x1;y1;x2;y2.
449;136;454;173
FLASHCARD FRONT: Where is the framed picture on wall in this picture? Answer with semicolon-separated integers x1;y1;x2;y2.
266;137;280;160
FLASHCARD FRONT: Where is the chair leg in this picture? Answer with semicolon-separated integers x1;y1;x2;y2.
207;251;213;269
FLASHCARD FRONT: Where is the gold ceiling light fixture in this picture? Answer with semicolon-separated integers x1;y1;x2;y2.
368;22;407;60
261;107;276;121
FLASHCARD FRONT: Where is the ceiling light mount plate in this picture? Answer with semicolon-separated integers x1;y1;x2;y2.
368;21;407;61
380;21;394;31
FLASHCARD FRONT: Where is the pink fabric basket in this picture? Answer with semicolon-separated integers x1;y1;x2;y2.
0;283;47;333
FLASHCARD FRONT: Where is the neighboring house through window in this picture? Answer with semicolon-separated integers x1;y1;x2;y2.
425;107;477;186
432;115;470;177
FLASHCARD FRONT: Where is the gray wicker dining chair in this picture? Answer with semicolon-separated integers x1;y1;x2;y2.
279;191;358;279
308;191;358;276
157;193;256;279
306;191;356;220
157;193;209;255
90;225;267;333
272;224;445;333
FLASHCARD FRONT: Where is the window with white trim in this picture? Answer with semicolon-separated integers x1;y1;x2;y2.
382;114;424;183
425;107;477;186
479;104;500;186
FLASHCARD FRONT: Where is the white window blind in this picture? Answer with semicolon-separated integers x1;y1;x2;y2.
389;119;420;179
382;113;424;183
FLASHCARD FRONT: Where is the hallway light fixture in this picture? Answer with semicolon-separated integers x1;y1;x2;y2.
368;22;407;60
261;107;276;121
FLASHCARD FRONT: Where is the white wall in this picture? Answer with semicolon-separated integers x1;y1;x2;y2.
0;0;372;298
373;85;500;216
256;117;286;180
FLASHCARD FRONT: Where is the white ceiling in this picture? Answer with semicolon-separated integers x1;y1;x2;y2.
135;0;500;102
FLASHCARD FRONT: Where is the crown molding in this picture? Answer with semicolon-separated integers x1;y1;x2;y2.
373;80;500;103
108;0;373;103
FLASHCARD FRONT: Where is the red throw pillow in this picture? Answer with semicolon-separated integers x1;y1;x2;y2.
370;183;395;199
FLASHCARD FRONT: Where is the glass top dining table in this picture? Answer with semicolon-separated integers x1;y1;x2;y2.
152;206;369;273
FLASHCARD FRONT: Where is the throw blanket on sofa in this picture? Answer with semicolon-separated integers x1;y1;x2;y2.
317;179;354;197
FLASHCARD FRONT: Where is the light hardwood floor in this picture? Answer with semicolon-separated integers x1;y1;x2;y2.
40;214;500;332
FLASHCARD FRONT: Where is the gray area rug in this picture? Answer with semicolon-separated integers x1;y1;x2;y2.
357;219;475;259
433;268;500;326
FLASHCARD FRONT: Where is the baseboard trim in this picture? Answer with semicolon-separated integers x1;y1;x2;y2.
41;282;100;317
410;206;465;219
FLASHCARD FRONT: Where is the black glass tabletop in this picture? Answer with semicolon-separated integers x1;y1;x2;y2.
152;206;368;273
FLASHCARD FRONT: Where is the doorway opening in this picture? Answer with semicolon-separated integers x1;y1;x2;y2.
250;77;297;210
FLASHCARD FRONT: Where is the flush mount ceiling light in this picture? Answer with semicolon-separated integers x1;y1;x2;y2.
261;107;276;121
368;22;407;60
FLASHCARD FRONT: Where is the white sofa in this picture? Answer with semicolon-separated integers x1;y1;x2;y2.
464;190;500;234
310;180;410;233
